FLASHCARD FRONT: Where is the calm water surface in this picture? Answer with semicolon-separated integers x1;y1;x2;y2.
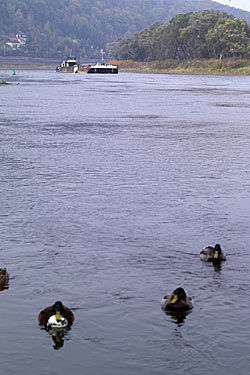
1;70;250;375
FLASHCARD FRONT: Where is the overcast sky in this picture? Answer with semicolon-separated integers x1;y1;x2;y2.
213;0;250;12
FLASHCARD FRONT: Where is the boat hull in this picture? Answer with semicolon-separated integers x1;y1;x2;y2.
87;66;118;74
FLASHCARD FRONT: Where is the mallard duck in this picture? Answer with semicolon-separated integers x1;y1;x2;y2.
200;244;226;262
161;287;193;312
38;301;74;328
0;268;9;283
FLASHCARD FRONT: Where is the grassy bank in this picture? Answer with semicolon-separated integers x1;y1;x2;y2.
1;57;250;75
0;64;56;70
0;56;58;70
111;58;250;75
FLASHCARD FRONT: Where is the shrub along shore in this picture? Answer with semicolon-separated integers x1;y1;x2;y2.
114;59;250;75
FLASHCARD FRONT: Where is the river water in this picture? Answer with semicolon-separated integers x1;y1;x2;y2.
1;70;250;374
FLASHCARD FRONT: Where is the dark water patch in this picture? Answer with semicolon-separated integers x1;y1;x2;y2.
216;102;250;108
121;114;161;119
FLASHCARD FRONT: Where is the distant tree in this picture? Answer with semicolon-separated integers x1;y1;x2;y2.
109;10;250;61
206;17;250;58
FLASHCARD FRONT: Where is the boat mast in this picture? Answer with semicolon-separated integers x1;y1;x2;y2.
100;49;105;62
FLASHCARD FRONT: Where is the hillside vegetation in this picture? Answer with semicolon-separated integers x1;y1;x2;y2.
1;0;250;58
108;10;250;61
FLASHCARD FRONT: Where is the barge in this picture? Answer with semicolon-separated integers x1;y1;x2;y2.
56;57;118;74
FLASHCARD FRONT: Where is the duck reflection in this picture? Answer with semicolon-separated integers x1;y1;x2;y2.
39;325;71;350
164;310;189;327
49;327;68;350
0;281;9;291
213;259;222;272
0;268;9;291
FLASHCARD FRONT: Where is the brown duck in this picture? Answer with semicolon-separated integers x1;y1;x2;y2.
0;268;9;283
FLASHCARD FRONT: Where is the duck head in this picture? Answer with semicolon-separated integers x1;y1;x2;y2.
171;287;187;304
213;244;222;260
52;301;65;322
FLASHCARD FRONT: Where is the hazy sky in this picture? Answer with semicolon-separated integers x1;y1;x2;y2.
213;0;250;12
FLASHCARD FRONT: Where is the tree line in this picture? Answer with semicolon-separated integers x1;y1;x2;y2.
108;10;250;61
1;0;250;59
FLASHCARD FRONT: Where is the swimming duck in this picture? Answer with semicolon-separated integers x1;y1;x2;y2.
38;301;74;328
200;244;226;262
0;268;9;283
161;287;193;312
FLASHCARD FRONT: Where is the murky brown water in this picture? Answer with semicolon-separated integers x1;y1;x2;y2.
1;70;250;374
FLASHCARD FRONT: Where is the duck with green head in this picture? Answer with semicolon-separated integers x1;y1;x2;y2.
38;301;74;329
200;244;226;262
161;287;193;312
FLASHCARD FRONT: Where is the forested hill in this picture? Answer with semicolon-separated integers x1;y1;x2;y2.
1;0;250;59
108;10;250;61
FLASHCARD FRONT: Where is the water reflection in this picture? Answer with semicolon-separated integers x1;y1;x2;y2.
213;260;222;273
163;311;191;327
49;328;69;350
41;327;70;350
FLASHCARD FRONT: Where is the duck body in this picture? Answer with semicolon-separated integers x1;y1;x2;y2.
38;301;74;327
200;244;226;262
0;268;9;283
47;315;68;329
161;287;193;312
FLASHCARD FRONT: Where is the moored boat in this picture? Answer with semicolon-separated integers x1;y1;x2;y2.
56;60;118;74
85;49;118;74
56;50;118;74
86;63;118;74
56;57;79;73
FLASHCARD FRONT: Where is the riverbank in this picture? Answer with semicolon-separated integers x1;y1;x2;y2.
113;58;250;75
0;56;58;70
1;56;250;75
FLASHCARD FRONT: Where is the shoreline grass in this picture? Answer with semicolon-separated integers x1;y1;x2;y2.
0;64;55;70
111;58;250;75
